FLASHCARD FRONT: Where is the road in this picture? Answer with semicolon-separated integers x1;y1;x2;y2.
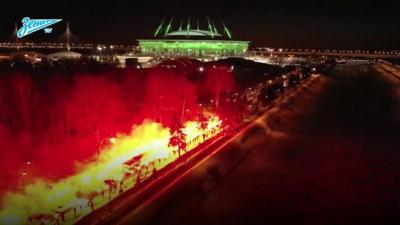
108;65;400;225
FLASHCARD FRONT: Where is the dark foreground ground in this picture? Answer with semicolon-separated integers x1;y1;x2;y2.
116;65;400;225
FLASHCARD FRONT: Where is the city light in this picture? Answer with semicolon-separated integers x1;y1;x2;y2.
0;5;399;225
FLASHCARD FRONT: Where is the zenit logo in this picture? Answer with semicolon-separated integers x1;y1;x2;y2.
17;17;63;38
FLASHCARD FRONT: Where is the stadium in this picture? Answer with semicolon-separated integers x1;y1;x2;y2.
137;17;250;58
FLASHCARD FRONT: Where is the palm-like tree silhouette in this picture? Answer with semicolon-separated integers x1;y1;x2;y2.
168;118;187;158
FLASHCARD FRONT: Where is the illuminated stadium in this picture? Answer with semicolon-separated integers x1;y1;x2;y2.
138;17;250;57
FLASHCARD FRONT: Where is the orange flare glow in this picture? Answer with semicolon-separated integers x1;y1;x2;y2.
0;116;222;225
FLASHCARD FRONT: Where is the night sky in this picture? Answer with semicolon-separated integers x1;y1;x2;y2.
1;0;399;49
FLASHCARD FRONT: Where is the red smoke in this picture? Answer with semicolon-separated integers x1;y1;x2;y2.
0;61;238;195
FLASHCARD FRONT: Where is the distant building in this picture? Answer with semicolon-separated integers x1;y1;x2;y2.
10;51;45;63
0;54;11;61
47;51;82;61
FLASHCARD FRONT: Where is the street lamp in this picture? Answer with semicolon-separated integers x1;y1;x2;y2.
97;46;103;61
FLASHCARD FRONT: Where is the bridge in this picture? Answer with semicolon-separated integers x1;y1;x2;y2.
252;48;400;59
0;22;134;54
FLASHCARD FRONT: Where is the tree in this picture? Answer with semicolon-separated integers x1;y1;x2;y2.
168;117;187;158
198;112;208;142
104;179;117;202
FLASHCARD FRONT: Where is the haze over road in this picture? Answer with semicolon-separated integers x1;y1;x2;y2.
116;65;400;225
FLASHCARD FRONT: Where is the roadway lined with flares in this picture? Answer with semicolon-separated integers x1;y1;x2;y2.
0;115;223;225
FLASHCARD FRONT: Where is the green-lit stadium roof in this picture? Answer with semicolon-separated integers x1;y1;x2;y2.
153;17;232;39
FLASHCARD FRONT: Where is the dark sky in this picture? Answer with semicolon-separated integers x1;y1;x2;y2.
0;0;399;49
